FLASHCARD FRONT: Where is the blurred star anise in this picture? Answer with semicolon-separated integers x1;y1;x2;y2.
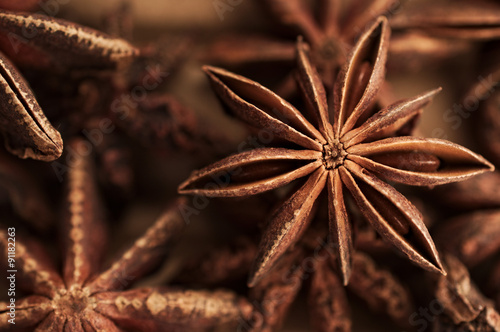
389;0;500;71
0;139;251;331
204;0;399;92
179;17;494;287
174;227;415;332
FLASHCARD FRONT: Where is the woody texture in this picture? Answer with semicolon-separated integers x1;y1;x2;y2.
1;1;500;331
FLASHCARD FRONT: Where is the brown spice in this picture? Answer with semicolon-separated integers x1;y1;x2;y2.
0;138;252;331
432;255;500;331
434;210;500;268
179;17;493;287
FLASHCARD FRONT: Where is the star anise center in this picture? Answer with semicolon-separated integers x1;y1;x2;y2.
322;140;347;170
53;287;95;316
314;37;344;67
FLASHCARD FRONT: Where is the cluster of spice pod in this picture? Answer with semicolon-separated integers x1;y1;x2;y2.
0;0;500;331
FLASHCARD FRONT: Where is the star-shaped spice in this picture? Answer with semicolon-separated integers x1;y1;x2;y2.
179;17;494;287
0;8;139;161
0;138;251;331
174;227;415;332
205;0;398;92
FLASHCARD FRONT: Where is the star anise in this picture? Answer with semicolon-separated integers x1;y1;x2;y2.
179;17;494;287
204;0;399;93
249;239;415;332
0;6;141;161
76;5;226;155
389;0;500;71
174;227;415;332
0;48;62;161
0;138;252;331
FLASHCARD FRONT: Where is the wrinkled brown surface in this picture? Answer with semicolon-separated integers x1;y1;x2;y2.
0;138;251;331
433;255;500;331
0;10;138;69
180;17;493;290
0;52;62;161
434;211;500;267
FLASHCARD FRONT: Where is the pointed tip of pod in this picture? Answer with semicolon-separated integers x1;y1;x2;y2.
295;35;308;50
485;159;495;172
435;256;447;277
177;181;188;194
247;272;261;288
422;253;447;277
202;65;220;75
471;151;495;173
246;262;259;288
340;265;351;286
247;258;269;288
47;131;64;160
8;131;63;162
428;86;443;96
201;65;233;82
247;277;257;288
373;15;389;26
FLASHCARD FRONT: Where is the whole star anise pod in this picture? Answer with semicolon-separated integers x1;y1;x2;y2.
179;17;494;287
0;138;251;331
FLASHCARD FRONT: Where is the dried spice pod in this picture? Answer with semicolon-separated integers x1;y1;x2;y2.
432;172;500;210
308;256;351;332
0;50;62;161
434;210;500;268
346;252;414;330
388;0;500;71
432;254;500;331
127;33;193;89
180;17;494;288
92;288;253;332
387;33;473;72
111;94;227;153
51;77;136;199
175;237;257;285
0;9;139;69
174;225;417;331
390;0;500;40
0;138;252;331
203;0;399;92
248;244;306;332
